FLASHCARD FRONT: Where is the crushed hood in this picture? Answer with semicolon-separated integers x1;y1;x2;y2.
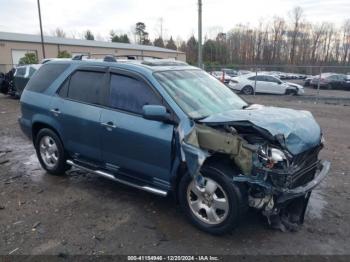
200;105;321;155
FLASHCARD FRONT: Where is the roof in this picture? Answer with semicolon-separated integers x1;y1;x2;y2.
48;59;197;73
0;31;183;54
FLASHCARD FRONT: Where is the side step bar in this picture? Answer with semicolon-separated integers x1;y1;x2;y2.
66;160;167;197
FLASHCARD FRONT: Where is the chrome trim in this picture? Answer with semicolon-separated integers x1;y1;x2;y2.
66;160;167;197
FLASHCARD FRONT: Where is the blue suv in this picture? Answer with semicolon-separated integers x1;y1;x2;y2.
19;59;330;234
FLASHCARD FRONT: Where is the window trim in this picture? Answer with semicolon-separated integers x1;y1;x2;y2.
56;66;109;107
55;66;179;124
105;68;179;123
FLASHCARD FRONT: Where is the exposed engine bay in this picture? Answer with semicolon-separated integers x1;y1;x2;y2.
179;104;330;231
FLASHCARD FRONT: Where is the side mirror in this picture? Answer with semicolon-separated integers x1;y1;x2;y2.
142;105;173;124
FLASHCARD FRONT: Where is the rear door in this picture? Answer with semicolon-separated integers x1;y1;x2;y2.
50;66;108;163
248;75;265;93
100;69;174;184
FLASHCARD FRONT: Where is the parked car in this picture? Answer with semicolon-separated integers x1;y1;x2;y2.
0;68;15;95
228;73;304;95
19;59;329;235
210;71;231;84
13;64;41;97
303;76;314;87
221;68;239;78
310;73;350;90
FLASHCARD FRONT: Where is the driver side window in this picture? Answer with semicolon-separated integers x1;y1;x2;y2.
109;73;162;115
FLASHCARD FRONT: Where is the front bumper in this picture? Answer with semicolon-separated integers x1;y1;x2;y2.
276;160;330;203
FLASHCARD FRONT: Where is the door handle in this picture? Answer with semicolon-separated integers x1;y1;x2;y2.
101;121;116;129
50;108;61;115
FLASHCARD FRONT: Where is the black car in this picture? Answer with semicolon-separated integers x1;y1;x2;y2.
310;73;350;90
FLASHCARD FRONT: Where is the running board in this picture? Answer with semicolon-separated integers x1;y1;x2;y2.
66;160;167;197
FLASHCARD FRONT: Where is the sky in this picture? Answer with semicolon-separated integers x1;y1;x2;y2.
0;0;349;43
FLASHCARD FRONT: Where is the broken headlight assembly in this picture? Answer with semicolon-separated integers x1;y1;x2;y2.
257;144;289;169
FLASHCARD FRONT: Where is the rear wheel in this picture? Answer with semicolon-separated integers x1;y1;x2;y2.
179;166;244;235
242;85;254;95
34;128;70;175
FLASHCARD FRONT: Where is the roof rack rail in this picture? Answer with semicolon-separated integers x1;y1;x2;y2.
72;54;90;60
103;55;117;62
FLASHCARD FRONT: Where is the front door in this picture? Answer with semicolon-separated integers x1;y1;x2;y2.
100;71;174;183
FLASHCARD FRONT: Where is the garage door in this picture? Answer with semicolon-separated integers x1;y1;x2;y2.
12;50;37;66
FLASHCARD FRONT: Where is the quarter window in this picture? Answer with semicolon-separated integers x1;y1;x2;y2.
67;71;105;104
26;63;69;93
109;74;161;114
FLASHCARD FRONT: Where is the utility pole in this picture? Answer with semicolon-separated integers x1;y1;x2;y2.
37;0;46;58
198;0;202;68
159;17;163;39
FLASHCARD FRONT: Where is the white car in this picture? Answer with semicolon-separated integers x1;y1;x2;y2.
228;73;304;95
210;71;231;84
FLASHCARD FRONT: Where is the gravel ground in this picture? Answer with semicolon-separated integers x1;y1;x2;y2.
0;93;349;256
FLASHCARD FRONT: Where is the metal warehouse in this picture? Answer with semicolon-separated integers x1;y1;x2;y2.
0;31;186;72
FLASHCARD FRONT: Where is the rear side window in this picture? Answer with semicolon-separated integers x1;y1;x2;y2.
68;71;105;104
109;74;161;114
15;67;26;77
26;63;69;93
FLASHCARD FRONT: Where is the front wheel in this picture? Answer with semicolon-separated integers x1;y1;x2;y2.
178;167;244;235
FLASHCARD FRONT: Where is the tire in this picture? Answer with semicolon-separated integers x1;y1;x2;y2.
178;166;244;235
285;89;297;96
34;128;70;175
241;86;254;95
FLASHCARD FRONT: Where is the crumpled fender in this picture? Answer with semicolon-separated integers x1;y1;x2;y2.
178;122;254;177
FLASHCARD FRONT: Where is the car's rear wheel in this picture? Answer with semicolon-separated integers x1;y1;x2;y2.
35;128;70;175
178;167;243;235
242;85;254;95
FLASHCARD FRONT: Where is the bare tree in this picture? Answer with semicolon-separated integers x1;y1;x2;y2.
289;6;303;64
53;28;66;38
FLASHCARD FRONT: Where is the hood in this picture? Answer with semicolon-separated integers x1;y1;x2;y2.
200;105;321;155
286;82;303;89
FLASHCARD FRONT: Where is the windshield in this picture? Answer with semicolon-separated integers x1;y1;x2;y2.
154;69;247;119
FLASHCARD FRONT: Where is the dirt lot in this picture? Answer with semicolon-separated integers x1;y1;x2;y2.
0;93;349;256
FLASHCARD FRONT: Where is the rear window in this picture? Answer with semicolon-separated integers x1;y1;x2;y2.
15;67;26;77
67;71;105;104
25;63;69;93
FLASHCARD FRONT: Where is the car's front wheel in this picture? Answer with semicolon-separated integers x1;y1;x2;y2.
35;128;70;175
179;167;244;235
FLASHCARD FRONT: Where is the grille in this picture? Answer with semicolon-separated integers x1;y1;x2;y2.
269;145;321;189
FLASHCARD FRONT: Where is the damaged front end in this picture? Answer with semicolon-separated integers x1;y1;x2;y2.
179;105;330;231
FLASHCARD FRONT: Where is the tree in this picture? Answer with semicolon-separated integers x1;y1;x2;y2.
186;36;198;65
166;36;177;50
57;50;71;58
18;53;38;65
54;28;66;38
135;22;149;44
84;30;95;40
289;6;303;64
153;37;165;47
110;31;130;43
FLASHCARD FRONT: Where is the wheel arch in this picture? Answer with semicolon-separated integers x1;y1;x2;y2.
173;154;248;206
31;115;64;144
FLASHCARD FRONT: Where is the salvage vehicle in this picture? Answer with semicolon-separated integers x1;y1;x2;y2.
13;64;41;98
19;59;330;234
228;73;304;95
